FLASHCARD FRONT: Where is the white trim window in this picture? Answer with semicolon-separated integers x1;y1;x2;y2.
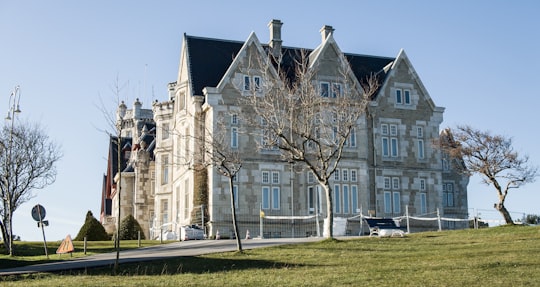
244;75;251;91
418;139;425;159
320;82;330;97
244;75;262;92
332;83;342;98
384;179;401;214
351;185;358;213
308;186;323;214
443;183;455;207
334;184;341;213
253;76;261;91
393;192;401;213
420;193;427;214
396;89;402;104
342;169;349;182
231;113;238;125
342;184;350;214
161;155;169;185
272;171;280;184
162;123;170;140
383;177;391;190
392;177;400;190
419;178;426;191
262;186;270;209
349;127;357;147
417;126;425;159
381;124;399;158
350;170;357;182
231;127;238;148
395;88;411;105
307;171;315;184
261;170;281;210
404;90;411;104
390;124;399;157
384;191;392;214
272;187;280;209
262;171;270;184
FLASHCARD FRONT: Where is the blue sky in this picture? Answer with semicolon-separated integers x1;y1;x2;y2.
1;1;539;241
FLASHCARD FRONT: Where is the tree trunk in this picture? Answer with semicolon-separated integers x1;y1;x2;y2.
322;183;333;238
228;177;242;251
494;203;514;225
0;220;9;253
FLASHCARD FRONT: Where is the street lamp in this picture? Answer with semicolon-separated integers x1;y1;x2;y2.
4;86;21;256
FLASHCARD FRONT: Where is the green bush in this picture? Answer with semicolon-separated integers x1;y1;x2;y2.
525;214;540;225
118;214;145;240
74;211;110;241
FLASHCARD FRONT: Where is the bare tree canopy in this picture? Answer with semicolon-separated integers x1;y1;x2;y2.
441;125;538;224
245;51;379;238
0;122;62;255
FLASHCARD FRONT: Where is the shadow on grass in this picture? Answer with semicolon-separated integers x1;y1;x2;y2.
60;256;309;276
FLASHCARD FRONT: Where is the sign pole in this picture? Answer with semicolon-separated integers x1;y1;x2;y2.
36;204;49;259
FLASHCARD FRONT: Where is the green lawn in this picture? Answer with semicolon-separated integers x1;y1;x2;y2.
2;225;540;286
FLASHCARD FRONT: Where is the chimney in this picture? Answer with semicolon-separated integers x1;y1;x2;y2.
133;98;142;119
320;25;334;42
268;19;283;57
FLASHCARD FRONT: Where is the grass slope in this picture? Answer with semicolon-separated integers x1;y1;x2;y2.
2;225;540;286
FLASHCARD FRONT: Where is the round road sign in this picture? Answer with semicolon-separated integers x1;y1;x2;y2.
31;204;46;221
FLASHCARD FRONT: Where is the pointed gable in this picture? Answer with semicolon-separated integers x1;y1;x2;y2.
181;27;395;101
215;32;272;91
383;49;442;111
308;30;394;96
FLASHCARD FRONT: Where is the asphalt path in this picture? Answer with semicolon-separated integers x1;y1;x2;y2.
0;237;323;276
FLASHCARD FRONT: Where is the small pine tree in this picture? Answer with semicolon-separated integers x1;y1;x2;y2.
75;211;110;241
119;214;146;240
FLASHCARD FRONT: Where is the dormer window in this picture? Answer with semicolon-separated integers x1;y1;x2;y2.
244;75;262;92
332;83;342;98
320;82;330;97
320;82;342;98
253;76;261;91
395;88;411;105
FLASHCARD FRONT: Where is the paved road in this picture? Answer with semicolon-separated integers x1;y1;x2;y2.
0;237;322;276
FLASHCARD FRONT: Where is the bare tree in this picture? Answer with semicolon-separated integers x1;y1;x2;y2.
183;108;243;251
95;76;129;272
0;122;62;255
441;125;538;224
245;51;378;238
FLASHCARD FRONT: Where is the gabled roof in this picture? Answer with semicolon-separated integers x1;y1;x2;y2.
184;34;395;96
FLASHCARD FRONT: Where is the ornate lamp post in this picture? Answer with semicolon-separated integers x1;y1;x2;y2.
4;86;21;256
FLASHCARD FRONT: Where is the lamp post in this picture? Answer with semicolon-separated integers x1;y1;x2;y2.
4;86;21;256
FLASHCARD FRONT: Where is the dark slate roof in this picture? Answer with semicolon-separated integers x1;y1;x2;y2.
108;136;132;181
186;35;244;96
185;35;395;98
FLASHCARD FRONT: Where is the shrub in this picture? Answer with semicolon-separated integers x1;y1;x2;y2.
119;214;146;240
74;211;110;241
525;214;540;225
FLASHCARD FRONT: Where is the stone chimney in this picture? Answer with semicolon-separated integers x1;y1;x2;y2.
268;19;283;57
320;25;334;42
133;98;142;119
